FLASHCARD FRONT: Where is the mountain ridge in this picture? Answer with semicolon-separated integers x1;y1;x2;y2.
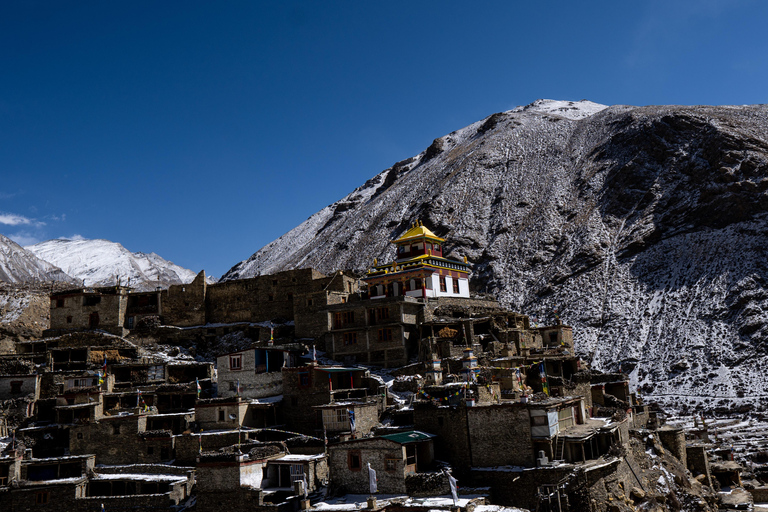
26;238;202;291
221;99;768;411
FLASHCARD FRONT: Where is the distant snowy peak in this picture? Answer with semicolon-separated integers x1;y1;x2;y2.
0;234;75;285
511;99;609;120
26;238;200;291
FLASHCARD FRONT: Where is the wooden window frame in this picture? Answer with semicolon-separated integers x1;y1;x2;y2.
348;450;362;471
229;354;242;371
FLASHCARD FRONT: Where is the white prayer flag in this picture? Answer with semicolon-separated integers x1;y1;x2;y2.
368;462;377;495
448;472;458;505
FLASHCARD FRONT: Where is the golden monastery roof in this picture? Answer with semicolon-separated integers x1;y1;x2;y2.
392;222;445;244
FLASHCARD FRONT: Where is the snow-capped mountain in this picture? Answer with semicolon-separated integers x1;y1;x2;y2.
0;234;75;285
223;99;768;412
26;238;199;291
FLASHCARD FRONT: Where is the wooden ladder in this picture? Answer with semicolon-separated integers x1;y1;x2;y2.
554;436;565;461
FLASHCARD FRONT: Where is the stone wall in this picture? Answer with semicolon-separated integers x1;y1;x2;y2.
686;444;712;487
69;414;147;464
162;271;207;327
658;427;687;469
467;403;534;467
413;402;471;469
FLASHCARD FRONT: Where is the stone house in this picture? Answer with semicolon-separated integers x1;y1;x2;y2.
69;412;150;464
328;431;435;494
84;464;194;510
326;296;423;368
48;286;131;336
0;373;40;402
314;400;380;437
195;443;295;512
217;344;306;399
413;396;614;471
195;397;249;430
281;365;385;435
0;454;94;511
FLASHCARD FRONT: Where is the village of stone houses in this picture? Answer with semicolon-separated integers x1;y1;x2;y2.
0;223;764;512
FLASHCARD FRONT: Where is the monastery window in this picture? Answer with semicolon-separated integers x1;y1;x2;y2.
348;451;362;471
440;276;447;293
378;328;393;342
334;311;354;328
229;354;242;371
398;246;406;254
453;279;460;294
298;371;311;388
36;491;50;505
56;298;64;308
343;332;357;345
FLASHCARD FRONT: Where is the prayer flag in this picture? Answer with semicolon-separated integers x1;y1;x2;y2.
368;462;377;494
196;377;201;399
313;345;317;362
448;472;458;505
348;409;356;432
540;363;549;396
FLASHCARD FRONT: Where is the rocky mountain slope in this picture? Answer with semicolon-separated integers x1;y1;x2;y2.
26;238;200;291
0;234;75;285
223;99;768;411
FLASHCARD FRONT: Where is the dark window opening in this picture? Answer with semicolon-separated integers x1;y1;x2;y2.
83;296;101;306
10;381;22;394
56;298;64;308
66;316;72;324
349;451;361;471
218;410;225;422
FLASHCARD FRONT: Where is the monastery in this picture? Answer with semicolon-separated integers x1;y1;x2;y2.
0;224;744;511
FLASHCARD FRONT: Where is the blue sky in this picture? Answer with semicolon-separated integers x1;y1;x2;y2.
2;1;767;277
